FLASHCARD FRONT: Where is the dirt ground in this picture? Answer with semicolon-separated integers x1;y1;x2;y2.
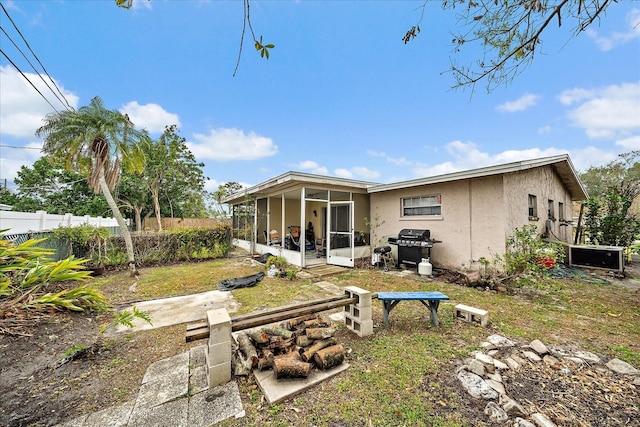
1;264;639;427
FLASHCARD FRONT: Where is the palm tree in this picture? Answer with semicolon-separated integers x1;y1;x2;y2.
36;96;146;276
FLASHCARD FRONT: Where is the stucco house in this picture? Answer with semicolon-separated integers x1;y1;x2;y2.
224;154;588;272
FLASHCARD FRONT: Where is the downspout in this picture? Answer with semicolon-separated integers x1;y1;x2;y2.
301;187;306;267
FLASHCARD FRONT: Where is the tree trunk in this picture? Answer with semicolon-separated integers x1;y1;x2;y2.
98;169;137;276
262;326;293;339
133;206;142;232
313;344;345;370
150;180;162;231
303;315;331;329
273;358;312;379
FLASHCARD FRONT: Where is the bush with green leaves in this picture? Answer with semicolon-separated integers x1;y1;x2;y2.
584;192;640;247
502;224;565;276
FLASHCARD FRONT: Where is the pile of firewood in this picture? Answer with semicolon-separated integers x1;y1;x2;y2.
231;313;346;379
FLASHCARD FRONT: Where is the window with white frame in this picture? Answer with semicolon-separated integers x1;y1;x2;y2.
528;194;538;219
401;195;441;217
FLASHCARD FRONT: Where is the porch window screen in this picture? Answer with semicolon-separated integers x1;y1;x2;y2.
401;195;441;217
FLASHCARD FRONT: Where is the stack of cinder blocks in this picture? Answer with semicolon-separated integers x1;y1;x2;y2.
454;303;489;327
343;286;373;337
205;308;232;387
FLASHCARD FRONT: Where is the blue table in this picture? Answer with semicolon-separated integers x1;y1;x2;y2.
377;291;449;327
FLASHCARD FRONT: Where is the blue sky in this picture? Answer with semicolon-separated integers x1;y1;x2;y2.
1;0;639;194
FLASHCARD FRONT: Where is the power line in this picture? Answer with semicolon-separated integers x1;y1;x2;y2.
0;25;69;111
0;144;43;150
0;48;61;113
0;2;73;111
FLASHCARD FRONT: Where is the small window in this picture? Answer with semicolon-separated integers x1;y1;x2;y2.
402;195;441;217
548;199;555;220
558;202;565;221
528;194;538;219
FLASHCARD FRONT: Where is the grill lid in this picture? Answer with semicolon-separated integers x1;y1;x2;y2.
397;229;430;240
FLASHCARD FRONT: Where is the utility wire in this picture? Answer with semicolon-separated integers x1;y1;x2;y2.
0;48;60;113
0;144;43;150
0;25;69;112
0;2;73;111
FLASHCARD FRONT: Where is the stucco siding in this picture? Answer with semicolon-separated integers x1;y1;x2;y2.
370;179;506;270
503;166;574;244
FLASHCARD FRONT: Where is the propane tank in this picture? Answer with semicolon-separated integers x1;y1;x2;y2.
418;258;432;276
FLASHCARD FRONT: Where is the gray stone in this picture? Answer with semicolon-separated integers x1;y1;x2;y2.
573;350;601;363
606;358;640;375
487;371;502;382
481;341;495;350
493;359;509;370
633;376;640;386
542;355;560;366
531;412;557;427
505;356;520;370
487;349;499;357
565;356;586;365
475;353;496;373
53;415;88;427
484;401;508;423
529;339;549;355
511;354;527;366
503;398;527;417
487;334;516;347
457;370;499;400
468;359;487;377
523;350;542;362
485;378;506;395
514;417;536;427
135;369;189;410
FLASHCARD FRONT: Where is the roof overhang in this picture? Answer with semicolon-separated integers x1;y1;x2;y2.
367;154;588;201
223;171;379;204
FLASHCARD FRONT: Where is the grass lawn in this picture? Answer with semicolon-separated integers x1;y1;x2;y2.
90;256;640;427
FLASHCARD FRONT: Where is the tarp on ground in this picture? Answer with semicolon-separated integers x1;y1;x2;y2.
216;272;265;291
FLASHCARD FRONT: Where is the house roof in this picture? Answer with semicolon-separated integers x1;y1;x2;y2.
223;171;379;204
225;154;588;204
367;154;588;201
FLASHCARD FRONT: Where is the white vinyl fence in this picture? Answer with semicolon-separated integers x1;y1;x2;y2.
0;210;119;235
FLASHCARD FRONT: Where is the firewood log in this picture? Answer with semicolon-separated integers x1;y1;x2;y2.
236;332;258;368
305;327;336;340
246;329;269;345
273;358;313;379
231;350;252;376
303;315;331;329
274;351;301;361
263;326;294;339
301;337;337;362
313;344;345;370
282;314;317;330
296;335;313;347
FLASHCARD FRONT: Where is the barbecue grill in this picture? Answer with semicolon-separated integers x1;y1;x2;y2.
388;229;437;270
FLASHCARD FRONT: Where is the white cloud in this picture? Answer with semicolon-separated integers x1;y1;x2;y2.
120;101;180;134
0;66;78;138
188;128;277;161
366;150;386;158
560;82;640;139
334;168;352;178
411;141;569;178
295;160;328;175
496;93;540;112
387;156;411;166
0;141;43;185
616;135;640;150
586;8;640;51
351;167;380;180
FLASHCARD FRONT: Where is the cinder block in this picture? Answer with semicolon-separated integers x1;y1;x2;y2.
206;360;231;387
207;308;231;345
454;304;489;327
348;318;373;337
206;340;232;367
346;305;372;322
344;286;372;308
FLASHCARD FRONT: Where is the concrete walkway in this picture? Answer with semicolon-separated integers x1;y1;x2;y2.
54;345;245;427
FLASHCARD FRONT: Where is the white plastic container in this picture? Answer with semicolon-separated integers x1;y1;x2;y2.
418;258;432;276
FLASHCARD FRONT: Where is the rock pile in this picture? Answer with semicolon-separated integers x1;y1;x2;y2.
457;334;640;426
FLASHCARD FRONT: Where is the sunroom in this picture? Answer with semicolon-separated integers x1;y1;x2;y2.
225;172;377;268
